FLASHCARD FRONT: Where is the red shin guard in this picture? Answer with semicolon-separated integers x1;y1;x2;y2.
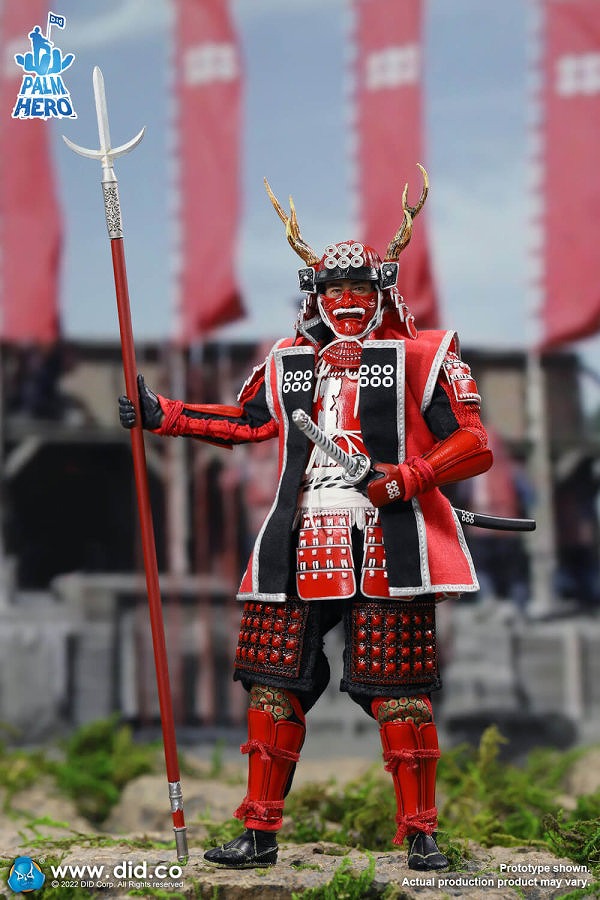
372;699;441;845
234;693;305;832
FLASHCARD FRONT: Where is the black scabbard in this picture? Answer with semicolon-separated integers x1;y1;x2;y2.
454;507;536;532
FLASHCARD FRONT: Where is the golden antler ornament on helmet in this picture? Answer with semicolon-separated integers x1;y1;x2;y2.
264;178;320;266
384;163;429;261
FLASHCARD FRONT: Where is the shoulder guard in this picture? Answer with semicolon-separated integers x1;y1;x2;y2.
237;359;267;404
237;338;296;403
442;351;481;404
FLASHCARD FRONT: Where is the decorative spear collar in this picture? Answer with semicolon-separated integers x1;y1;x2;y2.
63;67;188;863
63;67;145;237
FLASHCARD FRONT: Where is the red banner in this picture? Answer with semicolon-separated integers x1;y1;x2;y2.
173;0;244;341
538;0;600;348
0;0;61;342
352;0;438;328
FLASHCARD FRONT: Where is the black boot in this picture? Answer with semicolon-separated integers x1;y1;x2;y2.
204;828;278;868
407;831;449;870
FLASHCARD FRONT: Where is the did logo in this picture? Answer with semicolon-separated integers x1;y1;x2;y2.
12;11;77;120
7;856;46;893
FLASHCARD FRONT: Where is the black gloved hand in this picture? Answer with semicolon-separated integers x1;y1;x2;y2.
118;394;137;429
118;374;164;430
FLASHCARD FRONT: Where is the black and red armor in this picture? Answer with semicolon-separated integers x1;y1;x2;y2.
123;167;491;871
155;329;488;602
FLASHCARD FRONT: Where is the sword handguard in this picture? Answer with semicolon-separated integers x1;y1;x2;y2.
342;452;372;486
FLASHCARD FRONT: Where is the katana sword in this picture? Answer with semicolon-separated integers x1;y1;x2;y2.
292;409;536;532
63;67;188;862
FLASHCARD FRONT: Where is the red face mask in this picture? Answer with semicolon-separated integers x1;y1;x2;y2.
319;288;379;338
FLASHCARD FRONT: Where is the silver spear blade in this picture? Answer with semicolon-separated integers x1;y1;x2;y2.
62;66;145;184
62;66;145;237
93;66;112;163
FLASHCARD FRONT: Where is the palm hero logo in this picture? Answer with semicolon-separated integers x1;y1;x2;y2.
12;12;77;120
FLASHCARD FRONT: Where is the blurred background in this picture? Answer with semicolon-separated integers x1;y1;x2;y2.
0;0;599;758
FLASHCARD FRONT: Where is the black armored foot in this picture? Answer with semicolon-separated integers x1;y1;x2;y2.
407;831;449;870
204;828;278;869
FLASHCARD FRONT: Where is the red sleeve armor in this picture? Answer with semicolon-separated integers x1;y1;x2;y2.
442;350;481;404
367;348;492;507
153;358;279;447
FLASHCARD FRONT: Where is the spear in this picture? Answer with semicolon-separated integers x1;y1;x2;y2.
63;67;188;863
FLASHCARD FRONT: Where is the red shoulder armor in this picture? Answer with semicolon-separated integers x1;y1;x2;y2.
442;351;481;405
237;360;268;404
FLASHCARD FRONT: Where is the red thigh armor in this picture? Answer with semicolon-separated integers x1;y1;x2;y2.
295;511;394;601
361;518;391;598
235;601;309;678
349;599;439;691
296;512;355;600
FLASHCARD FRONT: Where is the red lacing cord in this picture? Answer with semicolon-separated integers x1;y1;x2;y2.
393;808;438;844
404;455;436;496
159;400;185;435
383;746;440;774
234;797;285;823
240;739;300;764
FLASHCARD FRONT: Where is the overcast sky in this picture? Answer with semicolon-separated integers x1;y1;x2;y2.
42;0;600;402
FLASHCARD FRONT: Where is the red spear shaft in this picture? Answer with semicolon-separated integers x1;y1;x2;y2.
64;67;188;862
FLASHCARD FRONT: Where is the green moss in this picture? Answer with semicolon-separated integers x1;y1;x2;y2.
25;831;176;853
197;816;242;850
438;725;582;849
208;739;226;779
436;726;600;878
291;863;324;872
556;885;600;900
544;800;600;872
283;766;397;850
291;854;376;900
0;741;53;811
51;715;159;823
0;716;161;828
278;726;600;877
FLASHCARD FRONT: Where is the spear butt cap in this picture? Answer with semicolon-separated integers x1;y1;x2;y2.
174;827;189;864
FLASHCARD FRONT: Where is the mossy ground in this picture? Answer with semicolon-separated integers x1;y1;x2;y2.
0;720;598;898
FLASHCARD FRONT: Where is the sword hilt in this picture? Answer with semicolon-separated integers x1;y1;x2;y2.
292;412;536;529
292;408;372;486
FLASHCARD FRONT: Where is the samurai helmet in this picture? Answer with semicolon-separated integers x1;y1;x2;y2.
264;163;429;297
313;241;381;289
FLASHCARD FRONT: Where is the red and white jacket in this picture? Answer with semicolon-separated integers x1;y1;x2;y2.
155;325;487;602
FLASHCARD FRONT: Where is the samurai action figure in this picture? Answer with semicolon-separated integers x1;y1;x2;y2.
120;167;493;871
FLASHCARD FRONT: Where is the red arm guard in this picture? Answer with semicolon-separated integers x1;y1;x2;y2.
421;427;493;487
154;395;278;446
152;357;279;447
367;428;493;507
